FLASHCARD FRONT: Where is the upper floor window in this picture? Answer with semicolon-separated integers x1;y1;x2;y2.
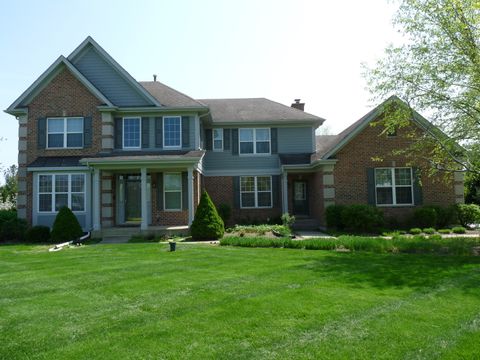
164;173;182;210
47;117;83;148
38;173;86;213
239;128;270;154
375;167;413;206
123;117;141;149
213;128;223;151
163;116;182;148
240;176;272;208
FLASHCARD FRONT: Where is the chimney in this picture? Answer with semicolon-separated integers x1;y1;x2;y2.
153;74;157;82
291;98;305;111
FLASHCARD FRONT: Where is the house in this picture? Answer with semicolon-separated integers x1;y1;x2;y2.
5;37;464;234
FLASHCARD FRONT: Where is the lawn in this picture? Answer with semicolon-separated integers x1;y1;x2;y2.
1;244;480;359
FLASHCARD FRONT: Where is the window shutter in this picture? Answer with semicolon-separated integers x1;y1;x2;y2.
232;129;239;155
114;117;122;149
367;168;376;205
413;168;423;205
157;173;163;210
271;128;278;154
37;117;46;149
233;176;240;209
83;116;92;148
272;175;280;208
224;129;231;151
182;172;188;210
155;117;163;148
141;117;150;148
205;129;212;150
182;116;190;148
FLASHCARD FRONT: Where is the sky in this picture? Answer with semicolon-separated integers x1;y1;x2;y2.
0;0;401;174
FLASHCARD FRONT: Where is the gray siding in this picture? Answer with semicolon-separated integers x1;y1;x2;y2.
203;152;280;171
72;45;151;107
277;127;314;154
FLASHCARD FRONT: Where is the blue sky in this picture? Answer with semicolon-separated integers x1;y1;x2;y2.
0;0;399;174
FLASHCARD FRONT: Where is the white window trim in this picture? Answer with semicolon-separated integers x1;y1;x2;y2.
375;167;414;206
163;116;182;149
46;117;84;149
240;175;273;209
213;128;223;151
37;173;86;213
163;172;182;211
239;128;271;155
122;117;142;150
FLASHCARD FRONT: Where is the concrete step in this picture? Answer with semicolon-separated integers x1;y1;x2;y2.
292;218;321;231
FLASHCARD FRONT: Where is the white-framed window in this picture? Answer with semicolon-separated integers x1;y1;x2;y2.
164;173;182;211
38;173;86;213
123;117;141;149
163;116;182;148
375;167;413;206
239;128;270;154
240;176;272;208
213;128;223;151
47;117;84;148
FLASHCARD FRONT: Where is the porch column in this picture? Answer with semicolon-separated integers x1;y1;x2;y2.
188;167;194;226
282;172;288;214
93;168;101;231
141;167;148;230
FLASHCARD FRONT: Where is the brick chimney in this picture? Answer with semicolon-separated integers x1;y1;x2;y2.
291;99;305;111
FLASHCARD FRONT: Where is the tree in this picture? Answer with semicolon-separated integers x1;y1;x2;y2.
190;191;224;240
51;207;83;242
0;165;17;205
365;0;480;174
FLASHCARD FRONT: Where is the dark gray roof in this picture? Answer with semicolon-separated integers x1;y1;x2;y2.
140;81;207;108
197;98;325;124
28;156;85;167
314;135;341;160
279;153;312;165
92;150;203;157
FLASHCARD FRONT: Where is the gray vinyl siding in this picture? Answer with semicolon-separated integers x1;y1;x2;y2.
72;45;152;107
203;151;280;171
277;127;314;154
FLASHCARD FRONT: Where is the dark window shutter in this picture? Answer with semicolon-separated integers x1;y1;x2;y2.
83;116;92;148
413;168;423;205
367;168;376;205
114;117;122;149
224;129;231;151
233;176;240;209
157;173;163;210
141;117;150;148
271;128;278;154
37;117;46;149
232;129;239;155
182;172;188;210
272;175;280;208
182;116;190;148
205;129;212;150
155;117;163;148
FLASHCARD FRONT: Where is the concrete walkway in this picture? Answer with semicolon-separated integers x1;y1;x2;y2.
294;230;334;239
99;236;130;244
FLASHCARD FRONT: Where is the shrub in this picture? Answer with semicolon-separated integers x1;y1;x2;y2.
452;226;466;234
191;191;224;240
0;209;17;235
422;227;435;235
426;205;457;228
409;228;422;235
281;213;295;229
325;205;345;229
412;207;437;228
51;207;83;243
26;225;51;243
0;218;27;242
438;229;451;234
456;204;480;228
216;203;232;224
340;205;384;233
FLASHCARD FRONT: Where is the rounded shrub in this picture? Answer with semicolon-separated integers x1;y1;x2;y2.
409;228;422;235
422;227;435;235
325;205;346;229
412;206;437;228
340;205;384;233
0;218;27;242
191;191;224;240
26;225;51;243
452;226;466;234
456;204;480;228
438;229;451;234
51;207;83;243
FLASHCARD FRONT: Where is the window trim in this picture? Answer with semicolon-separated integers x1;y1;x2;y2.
163;172;182;211
240;175;273;209
46;117;84;149
375;167;414;206
163;116;182;149
37;173;86;213
122;117;142;150
239;128;271;155
212;128;223;151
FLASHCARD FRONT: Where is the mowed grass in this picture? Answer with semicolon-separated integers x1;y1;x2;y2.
1;244;480;359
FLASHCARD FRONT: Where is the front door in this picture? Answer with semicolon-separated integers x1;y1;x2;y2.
293;181;308;215
125;176;141;222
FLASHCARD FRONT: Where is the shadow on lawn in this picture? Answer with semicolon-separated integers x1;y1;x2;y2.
301;253;480;293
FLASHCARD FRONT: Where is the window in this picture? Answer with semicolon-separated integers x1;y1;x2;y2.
38;174;86;212
240;176;272;208
47;117;83;148
239;128;270;154
163;116;182;148
213;128;223;151
123;117;141;149
375;168;413;206
164;173;182;211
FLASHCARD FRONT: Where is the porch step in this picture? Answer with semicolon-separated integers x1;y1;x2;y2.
292;218;321;231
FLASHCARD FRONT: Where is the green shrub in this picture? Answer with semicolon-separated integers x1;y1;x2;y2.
452;226;466;234
191;191;224;240
340;205;384;233
0;218;27;242
325;205;345;229
0;209;17;235
456;204;480;228
412;207;437;228
422;227;435;235
51;207;83;243
438;229;451;234
409;228;422;235
426;205;457;228
26;225;51;243
216;203;232;224
281;213;295;229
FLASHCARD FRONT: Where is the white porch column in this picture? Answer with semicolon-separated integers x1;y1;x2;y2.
282;172;288;214
141;167;148;230
188;167;194;225
93;168;101;231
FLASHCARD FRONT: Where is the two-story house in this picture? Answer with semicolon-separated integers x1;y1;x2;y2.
5;37;464;235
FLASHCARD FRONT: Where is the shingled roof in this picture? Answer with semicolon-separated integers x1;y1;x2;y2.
140;81;207;108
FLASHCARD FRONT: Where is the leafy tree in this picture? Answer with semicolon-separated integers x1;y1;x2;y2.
191;191;224;240
365;0;480;174
0;165;17;205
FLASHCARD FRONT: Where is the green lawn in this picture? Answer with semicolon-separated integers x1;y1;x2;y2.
1;244;480;359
